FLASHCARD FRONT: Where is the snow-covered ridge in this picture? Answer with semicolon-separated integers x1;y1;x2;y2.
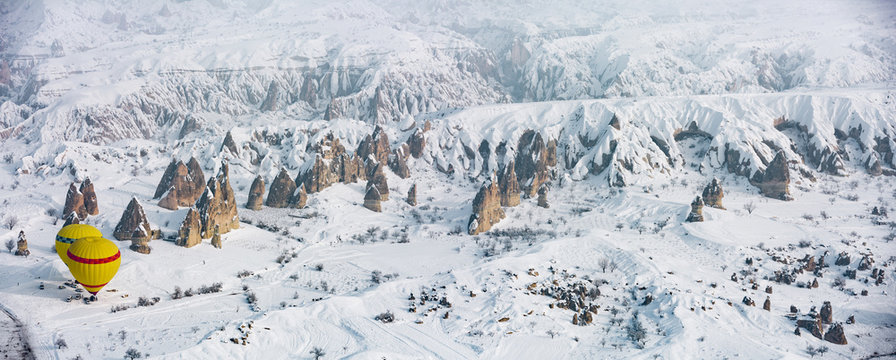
1;0;895;150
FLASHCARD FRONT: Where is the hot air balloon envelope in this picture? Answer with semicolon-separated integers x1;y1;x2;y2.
67;237;121;295
55;224;103;267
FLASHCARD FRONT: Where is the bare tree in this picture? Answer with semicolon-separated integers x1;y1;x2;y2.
608;261;618;273
4;216;17;230
5;239;13;253
598;257;610;273
743;201;756;214
310;347;326;360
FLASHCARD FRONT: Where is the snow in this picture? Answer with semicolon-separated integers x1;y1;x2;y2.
0;0;895;359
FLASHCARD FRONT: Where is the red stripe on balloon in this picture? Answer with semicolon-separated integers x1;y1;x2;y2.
76;280;109;288
66;250;121;265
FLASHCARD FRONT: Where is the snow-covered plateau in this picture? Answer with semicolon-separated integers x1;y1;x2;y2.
1;0;895;359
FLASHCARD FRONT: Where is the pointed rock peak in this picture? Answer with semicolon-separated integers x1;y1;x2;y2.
221;131;238;155
114;197;153;242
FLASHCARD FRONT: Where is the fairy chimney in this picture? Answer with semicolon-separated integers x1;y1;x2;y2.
701;178;725;209
685;196;705;222
407;183;417;206
265;168;296;208
80;178;99;215
176;208;202;248
363;184;382;212
63;183;87;220
468;177;505;235
246;175;265;210
114;197;153;243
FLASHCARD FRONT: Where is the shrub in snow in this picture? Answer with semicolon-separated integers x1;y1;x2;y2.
375;311;395;323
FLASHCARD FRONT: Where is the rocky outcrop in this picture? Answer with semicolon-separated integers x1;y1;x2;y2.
154;158;205;209
685;196;704;222
63;183;87;220
266;168;296;208
407;183;417;206
289;184;308;209
835;252;851;266
63;212;80;226
367;164;389;201
701;178;725;209
211;225;222;249
537;184;549;208
763;297;771;311
389;148;410;179
497;161;520;207
515;130;556;197
246;176;264;210
824;323;847;345
297;155;333;193
80;178;99;216
468;178;505;235
357;126;391;166
334;153;366;184
797;317;823;339
309;133;346;160
195;163;240;238
114;197;153;243
176;208;201;248
751;152;791;200
14;231;29;256
819;301;832;324
363;184;382;212
221;130;238;155
407;128;426;158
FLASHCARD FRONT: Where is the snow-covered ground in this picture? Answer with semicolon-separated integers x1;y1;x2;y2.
1;0;895;359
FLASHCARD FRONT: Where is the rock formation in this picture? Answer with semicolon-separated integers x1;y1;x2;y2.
797;317;824;339
407;128;426;158
701;178;725;209
211;225;222;249
407;183;417;206
537;184;549;208
763;297;771;311
289;184;308;209
497;161;520;207
63;212;80;226
266;168;296;208
176;208;202;248
824;323;847;345
195;163;240;238
63;183;87;220
686;196;705;222
468;178;505;235
363;184;382;212
80;178;99;215
515;130;556;197
367;164;389;201
357;126;391;165
221;130;238;155
819;301;832;324
297;155;333;193
388;148;410;179
751;152;791;200
14;231;29;256
835;252;850;266
114;197;153;243
246;175;264;210
154;158;205;210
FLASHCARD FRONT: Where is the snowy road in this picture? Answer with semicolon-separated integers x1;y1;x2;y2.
0;304;34;360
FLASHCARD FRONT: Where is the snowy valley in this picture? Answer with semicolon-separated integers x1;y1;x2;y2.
0;0;895;359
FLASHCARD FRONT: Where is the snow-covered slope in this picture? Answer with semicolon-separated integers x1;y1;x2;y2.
1;0;895;359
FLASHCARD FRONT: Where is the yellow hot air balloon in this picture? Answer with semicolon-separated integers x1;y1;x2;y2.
55;224;103;267
67;237;121;296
